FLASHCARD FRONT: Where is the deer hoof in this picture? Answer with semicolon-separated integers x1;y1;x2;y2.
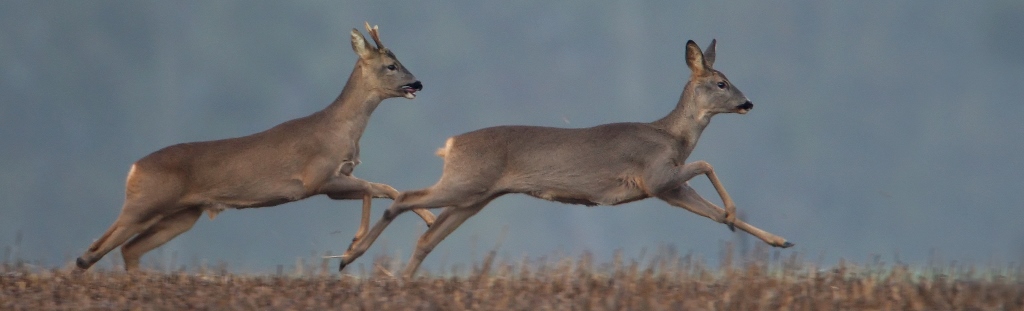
338;261;348;272
778;241;795;248
76;257;91;270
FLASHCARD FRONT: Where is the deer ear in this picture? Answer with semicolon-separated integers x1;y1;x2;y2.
703;39;717;68
350;28;374;59
685;40;709;76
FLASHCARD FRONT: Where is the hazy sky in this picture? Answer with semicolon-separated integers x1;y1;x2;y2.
2;1;1023;273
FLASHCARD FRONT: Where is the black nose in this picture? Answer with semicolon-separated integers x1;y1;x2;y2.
406;81;423;91
738;101;753;110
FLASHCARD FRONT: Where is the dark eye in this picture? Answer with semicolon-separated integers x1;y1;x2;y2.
716;82;727;89
386;64;397;71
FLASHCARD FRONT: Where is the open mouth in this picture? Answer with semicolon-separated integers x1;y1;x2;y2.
401;81;423;99
736;101;753;114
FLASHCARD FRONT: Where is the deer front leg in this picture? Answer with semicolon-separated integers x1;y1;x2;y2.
659;184;793;248
660;160;739;231
656;183;728;223
354;194;372;242
319;175;428;251
320;175;436;227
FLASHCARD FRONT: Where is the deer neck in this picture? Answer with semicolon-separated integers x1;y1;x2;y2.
652;81;712;151
321;63;385;143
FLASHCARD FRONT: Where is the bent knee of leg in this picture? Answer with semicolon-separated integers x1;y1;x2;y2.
383;204;414;220
383;208;403;221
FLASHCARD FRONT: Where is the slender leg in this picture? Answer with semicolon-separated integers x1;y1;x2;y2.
368;181;437;226
353;194;372;242
321;175;437;229
335;186;479;271
659;184;793;248
321;175;397;199
364;181;437;226
657;183;728;223
649;160;738;230
120;207;204;270
77;205;163;270
410;208;437;227
403;204;485;278
335;211;395;271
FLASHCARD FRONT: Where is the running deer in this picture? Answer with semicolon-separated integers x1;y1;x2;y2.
75;22;436;271
334;39;794;278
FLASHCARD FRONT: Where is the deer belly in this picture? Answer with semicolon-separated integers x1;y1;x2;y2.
528;184;647;206
531;191;601;206
198;179;310;209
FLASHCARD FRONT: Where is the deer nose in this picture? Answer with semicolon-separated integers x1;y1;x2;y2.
405;81;423;91
738;101;753;110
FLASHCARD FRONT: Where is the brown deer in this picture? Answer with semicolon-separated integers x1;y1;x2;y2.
334;39;794;278
75;22;436;271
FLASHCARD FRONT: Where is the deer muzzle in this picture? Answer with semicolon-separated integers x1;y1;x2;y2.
402;81;423;99
736;101;753;114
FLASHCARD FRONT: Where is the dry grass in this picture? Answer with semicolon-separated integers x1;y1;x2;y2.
2;247;1023;310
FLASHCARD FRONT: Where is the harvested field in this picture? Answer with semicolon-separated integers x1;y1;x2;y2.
3;249;1023;310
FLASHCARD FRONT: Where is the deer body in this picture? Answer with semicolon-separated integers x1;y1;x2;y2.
335;39;793;278
440;123;692;207
135;109;356;210
146;90;375;210
76;23;436;271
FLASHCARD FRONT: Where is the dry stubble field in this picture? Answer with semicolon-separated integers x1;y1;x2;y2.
2;246;1023;310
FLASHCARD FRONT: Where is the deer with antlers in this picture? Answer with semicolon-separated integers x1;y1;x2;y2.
75;23;436;271
334;39;794;278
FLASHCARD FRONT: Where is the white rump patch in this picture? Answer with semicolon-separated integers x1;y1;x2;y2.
435;137;455;158
125;164;137;183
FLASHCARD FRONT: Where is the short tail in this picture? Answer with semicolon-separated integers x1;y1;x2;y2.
435;137;455;158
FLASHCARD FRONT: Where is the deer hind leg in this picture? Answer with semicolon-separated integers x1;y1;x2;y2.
120;206;203;271
336;185;482;271
76;205;164;270
658;184;793;248
366;181;436;226
403;203;486;278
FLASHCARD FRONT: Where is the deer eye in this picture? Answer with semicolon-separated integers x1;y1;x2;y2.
716;82;727;89
386;64;397;71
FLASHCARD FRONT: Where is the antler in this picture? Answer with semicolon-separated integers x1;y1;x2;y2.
364;21;385;50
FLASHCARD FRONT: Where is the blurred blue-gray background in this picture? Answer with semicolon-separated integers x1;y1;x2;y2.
2;1;1023;273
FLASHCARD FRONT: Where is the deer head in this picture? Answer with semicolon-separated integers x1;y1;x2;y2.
685;39;753;116
351;22;422;99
